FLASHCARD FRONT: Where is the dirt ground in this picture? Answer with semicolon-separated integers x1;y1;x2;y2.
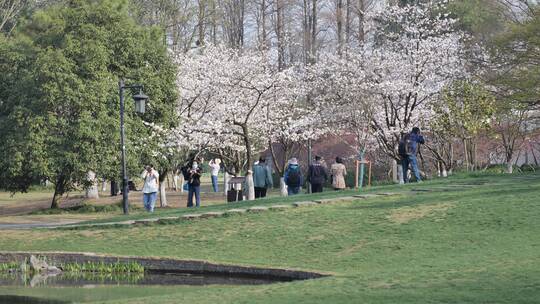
0;182;229;226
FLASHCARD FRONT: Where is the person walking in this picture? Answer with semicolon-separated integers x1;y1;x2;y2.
284;158;303;196
209;158;221;193
187;162;202;207
253;157;273;198
307;156;328;193
330;157;347;191
141;165;159;212
399;127;425;183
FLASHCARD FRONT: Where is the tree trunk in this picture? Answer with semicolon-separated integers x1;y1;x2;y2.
51;175;65;209
246;171;255;200
345;0;351;46
159;170;168;207
463;139;469;171
260;0;267;50
85;170;99;199
279;177;288;196
239;123;255;200
173;173;179;192
276;0;285;70
311;0;317;62
506;161;514;174
357;0;365;44
198;0;206;46
336;0;344;55
212;0;217;44
159;182;168;207
397;160;404;184
224;171;230;196
391;159;398;183
50;191;61;209
179;174;185;193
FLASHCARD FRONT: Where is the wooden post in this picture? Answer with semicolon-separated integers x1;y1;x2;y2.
355;160;360;189
356;160;373;188
368;161;372;187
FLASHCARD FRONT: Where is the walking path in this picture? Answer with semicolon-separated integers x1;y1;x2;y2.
1;192;405;230
1;180;498;230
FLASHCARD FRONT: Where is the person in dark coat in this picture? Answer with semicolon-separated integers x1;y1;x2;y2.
307;156;328;193
399;127;425;183
186;161;202;207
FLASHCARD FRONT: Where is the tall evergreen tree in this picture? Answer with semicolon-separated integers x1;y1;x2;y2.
0;0;177;208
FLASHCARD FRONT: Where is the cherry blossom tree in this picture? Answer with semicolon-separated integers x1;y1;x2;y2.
265;68;324;195
306;51;377;187
363;1;467;181
308;52;375;157
173;46;312;199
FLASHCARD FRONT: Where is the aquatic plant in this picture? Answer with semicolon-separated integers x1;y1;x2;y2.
60;261;144;274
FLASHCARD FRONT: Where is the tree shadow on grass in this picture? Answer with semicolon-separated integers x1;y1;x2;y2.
347;185;540;211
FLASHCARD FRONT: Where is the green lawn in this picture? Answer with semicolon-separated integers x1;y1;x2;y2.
0;172;539;303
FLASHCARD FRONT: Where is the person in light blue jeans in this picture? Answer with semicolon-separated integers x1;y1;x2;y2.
209;158;221;192
141;165;159;212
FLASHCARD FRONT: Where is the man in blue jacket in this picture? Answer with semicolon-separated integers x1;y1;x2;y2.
284;158;303;195
399;127;425;183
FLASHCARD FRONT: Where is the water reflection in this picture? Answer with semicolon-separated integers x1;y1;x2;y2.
0;295;69;304
0;271;286;287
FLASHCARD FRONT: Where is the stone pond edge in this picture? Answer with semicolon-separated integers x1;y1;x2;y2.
0;251;328;281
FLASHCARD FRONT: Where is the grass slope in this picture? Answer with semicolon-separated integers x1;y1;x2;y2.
0;173;539;303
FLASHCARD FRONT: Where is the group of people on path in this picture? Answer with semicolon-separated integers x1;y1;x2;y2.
251;155;349;199
140;127;425;211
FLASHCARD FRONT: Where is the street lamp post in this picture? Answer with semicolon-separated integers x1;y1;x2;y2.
119;79;148;215
307;138;312;194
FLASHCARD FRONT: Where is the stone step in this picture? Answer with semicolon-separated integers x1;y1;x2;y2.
182;214;203;220
292;201;317;207
375;192;399;196
157;217;180;224
353;194;378;199
225;209;247;215
248;206;269;213
200;212;225;218
269;205;293;210
315;196;357;204
134;218;160;225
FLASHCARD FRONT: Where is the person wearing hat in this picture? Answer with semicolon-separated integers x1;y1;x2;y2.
253;157;273;198
284;158;303;196
209;158;221;192
307;156;328;193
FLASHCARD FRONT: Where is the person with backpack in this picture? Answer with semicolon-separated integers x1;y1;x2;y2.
307;156;328;193
330;157;347;190
284;158;303;195
253;157;273;198
398;127;425;183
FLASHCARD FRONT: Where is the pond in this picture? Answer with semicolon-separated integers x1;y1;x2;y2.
0;252;326;303
0;270;310;303
0;270;292;287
